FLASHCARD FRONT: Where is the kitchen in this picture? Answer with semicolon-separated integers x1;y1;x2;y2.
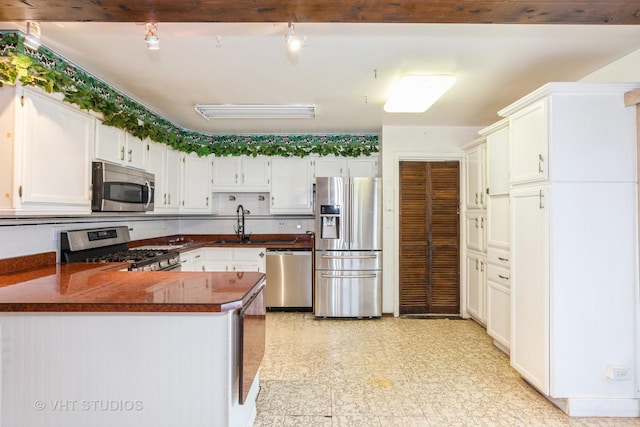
1;3;640;425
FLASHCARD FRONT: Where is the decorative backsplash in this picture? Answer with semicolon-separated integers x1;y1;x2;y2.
0;31;378;158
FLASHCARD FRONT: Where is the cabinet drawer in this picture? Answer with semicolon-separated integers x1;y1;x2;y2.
487;263;510;287
487;247;510;267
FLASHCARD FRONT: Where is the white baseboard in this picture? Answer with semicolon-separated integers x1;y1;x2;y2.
565;398;640;417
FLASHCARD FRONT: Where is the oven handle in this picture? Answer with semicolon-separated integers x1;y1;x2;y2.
321;273;377;279
144;180;153;209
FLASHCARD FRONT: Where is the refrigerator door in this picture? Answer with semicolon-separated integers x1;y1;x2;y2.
315;177;349;250
314;269;382;317
350;177;382;250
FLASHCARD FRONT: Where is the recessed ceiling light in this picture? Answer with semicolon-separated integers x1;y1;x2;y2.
384;74;456;113
195;104;316;119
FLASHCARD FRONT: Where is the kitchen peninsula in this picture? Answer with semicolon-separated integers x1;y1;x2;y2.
0;259;265;427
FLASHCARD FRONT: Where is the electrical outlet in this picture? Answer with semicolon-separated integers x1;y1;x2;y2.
606;365;632;381
277;221;285;228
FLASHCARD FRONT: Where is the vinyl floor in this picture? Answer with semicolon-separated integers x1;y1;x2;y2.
254;312;640;427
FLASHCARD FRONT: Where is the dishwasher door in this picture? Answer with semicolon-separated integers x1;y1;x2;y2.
266;250;312;310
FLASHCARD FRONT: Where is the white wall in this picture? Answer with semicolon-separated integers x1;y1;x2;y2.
580;48;640;82
380;125;481;315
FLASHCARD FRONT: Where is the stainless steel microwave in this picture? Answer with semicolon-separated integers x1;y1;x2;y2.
92;161;154;212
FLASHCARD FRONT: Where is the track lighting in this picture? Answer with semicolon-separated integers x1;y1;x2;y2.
285;23;306;52
24;21;41;51
145;22;159;50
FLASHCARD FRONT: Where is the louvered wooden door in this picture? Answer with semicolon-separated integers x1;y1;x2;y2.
399;161;460;314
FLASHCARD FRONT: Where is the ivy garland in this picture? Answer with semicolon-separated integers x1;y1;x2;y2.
0;31;378;158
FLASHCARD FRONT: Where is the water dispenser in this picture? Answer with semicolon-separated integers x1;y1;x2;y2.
320;205;341;239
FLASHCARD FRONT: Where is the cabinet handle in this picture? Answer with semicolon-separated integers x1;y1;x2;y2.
235;173;238;184
475;193;478;205
194;254;201;259
539;190;545;209
271;196;275;206
206;196;209;206
242;173;245;183
480;217;484;228
498;256;509;262
538;154;544;173
474;217;479;228
480;192;484;204
259;252;265;258
480;261;485;272
163;193;167;204
120;147;125;161
128;149;133;162
498;274;509;280
475;258;479;270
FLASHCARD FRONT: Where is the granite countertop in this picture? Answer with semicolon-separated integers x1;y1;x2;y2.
0;262;265;313
130;233;314;251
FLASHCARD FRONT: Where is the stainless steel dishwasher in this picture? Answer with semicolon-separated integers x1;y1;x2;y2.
266;249;312;310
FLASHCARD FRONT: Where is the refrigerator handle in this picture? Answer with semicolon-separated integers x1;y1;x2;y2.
312;183;316;214
349;180;354;245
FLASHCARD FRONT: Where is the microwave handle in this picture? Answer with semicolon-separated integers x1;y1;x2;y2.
144;180;153;209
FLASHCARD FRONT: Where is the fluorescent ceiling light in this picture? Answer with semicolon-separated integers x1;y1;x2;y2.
384;74;456;113
195;104;316;119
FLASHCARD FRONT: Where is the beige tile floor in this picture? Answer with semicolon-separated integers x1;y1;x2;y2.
255;312;640;427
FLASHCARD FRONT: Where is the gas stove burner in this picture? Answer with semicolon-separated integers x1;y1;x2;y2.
60;226;182;271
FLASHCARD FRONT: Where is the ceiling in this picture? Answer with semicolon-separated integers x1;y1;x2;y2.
3;21;640;135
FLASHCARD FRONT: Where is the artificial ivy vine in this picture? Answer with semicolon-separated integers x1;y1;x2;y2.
0;31;378;158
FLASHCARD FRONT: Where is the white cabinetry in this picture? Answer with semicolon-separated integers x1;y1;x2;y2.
211;156;270;192
270;158;314;214
480;118;511;353
95;120;148;170
147;141;180;213
313;156;347;178
201;248;266;272
463;138;487;325
0;86;93;215
501;83;639;410
347;155;379;177
179;248;205;271
180;153;212;213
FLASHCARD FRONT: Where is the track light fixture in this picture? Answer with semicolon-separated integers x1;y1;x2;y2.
145;22;159;50
285;22;306;52
24;21;41;51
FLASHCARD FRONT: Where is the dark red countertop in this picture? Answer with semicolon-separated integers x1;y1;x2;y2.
0;262;265;313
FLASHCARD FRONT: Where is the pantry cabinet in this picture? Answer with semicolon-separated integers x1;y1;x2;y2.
0;86;93;215
270;158;314;214
464;139;486;210
95;120;148;170
211;156;270;192
501;82;638;405
147;141;181;213
180;153;212;213
465;252;486;322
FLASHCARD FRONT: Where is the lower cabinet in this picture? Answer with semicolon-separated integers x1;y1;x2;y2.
465;251;486;324
486;255;510;352
182;248;266;272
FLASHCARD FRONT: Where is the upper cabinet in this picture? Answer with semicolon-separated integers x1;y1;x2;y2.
347;155;379;177
482;119;510;197
0;86;93;215
180;153;212;213
94;120;148;170
313;156;347;178
505;99;548;185
147;141;181;213
463;138;487;210
211;156;270;192
270;157;314;214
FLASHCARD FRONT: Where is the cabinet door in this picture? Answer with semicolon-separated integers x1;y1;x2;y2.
165;148;181;210
348;156;378;177
510;99;548;185
147;142;166;208
465;211;485;252
510;185;549;394
20;90;93;212
95;120;126;165
124;134;147;170
487;194;509;248
181;154;212;213
232;248;266;273
487;280;510;351
465;143;485;209
211;157;241;190
465;253;485;323
314;157;347;178
241;157;270;191
270;158;314;214
487;125;509;196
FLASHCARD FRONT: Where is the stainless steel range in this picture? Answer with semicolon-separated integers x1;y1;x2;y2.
60;226;181;271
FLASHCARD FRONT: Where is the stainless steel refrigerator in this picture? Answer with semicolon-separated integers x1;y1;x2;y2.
314;176;382;318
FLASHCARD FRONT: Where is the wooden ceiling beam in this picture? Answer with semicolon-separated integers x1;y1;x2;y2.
1;0;640;24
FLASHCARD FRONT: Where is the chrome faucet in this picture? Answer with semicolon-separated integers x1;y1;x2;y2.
234;204;249;242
